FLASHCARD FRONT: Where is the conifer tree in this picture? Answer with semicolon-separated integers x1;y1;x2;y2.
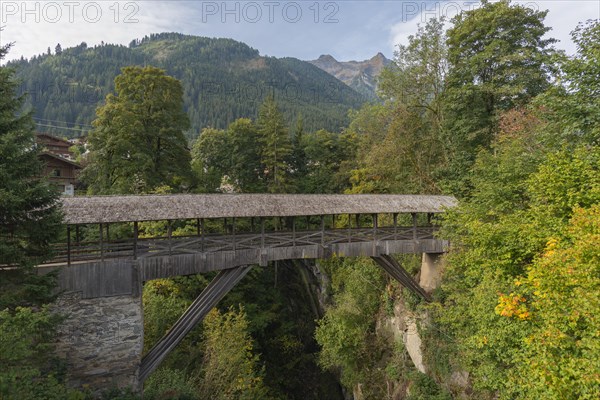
257;94;292;193
0;44;62;308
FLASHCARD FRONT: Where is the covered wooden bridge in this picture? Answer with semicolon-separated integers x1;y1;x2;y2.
44;194;456;386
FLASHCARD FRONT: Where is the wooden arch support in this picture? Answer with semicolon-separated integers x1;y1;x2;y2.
139;265;253;382
372;255;431;302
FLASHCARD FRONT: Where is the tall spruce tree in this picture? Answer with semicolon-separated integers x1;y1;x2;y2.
257;94;292;193
0;44;62;309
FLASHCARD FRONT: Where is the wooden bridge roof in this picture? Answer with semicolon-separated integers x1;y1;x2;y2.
61;194;457;224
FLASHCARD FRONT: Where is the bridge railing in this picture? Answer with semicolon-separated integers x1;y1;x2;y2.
46;226;439;265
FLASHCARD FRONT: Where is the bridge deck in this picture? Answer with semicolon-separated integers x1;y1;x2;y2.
47;226;438;265
40;225;447;298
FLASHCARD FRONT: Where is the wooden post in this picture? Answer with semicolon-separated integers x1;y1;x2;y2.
373;213;378;240
260;217;265;249
393;213;398;238
106;223;110;242
251;217;255;232
320;215;325;246
356;214;360;229
99;223;104;262
133;221;138;260
75;225;80;245
412;213;418;240
66;225;71;267
201;219;205;252
348;213;352;243
168;221;172;257
292;216;296;247
232;217;236;251
223;217;227;233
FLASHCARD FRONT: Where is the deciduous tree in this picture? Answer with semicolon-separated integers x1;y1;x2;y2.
82;66;192;194
441;0;556;195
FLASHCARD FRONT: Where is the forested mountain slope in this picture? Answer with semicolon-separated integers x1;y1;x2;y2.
11;33;365;138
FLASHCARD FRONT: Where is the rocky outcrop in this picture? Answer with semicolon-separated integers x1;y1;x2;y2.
309;53;392;98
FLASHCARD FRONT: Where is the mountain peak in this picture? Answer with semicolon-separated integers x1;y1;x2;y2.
308;53;390;99
316;54;338;63
371;52;387;61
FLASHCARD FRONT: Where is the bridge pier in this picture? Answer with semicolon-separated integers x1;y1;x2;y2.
419;253;445;292
52;291;143;393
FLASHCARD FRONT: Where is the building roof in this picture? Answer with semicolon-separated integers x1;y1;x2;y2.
36;133;73;146
60;194;457;224
39;152;82;169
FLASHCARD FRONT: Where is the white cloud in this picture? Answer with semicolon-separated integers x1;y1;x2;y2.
388;1;600;57
0;1;193;60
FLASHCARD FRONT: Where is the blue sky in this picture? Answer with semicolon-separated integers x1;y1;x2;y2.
1;1;599;62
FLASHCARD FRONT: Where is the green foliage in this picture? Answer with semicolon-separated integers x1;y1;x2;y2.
298;129;356;193
221;263;344;399
348;18;447;194
144;368;197;400
0;44;62;308
82;66;192;193
0;307;84;399
441;0;556;195
192;100;356;195
12;33;363;138
315;258;387;396
501;206;600;399
191;119;265;193
536;20;600;145
0;44;79;398
434;119;600;397
142;279;194;354
257;94;292;193
196;307;270;399
97;387;141;400
406;371;452;400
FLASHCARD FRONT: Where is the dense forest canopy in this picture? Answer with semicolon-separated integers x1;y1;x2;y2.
10;33;365;139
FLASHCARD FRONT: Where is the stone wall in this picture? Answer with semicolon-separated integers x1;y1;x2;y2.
52;292;143;393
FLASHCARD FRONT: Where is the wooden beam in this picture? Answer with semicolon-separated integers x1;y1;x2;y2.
66;225;71;267
292;216;296;247
133;221;138;260
232;217;236;251
320;215;325;246
99;223;104;262
201;219;205;252
373;213;378;240
139;266;253;382
412;213;418;240
260;217;265;249
372;255;431;302
168;221;172;257
348;213;352;244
